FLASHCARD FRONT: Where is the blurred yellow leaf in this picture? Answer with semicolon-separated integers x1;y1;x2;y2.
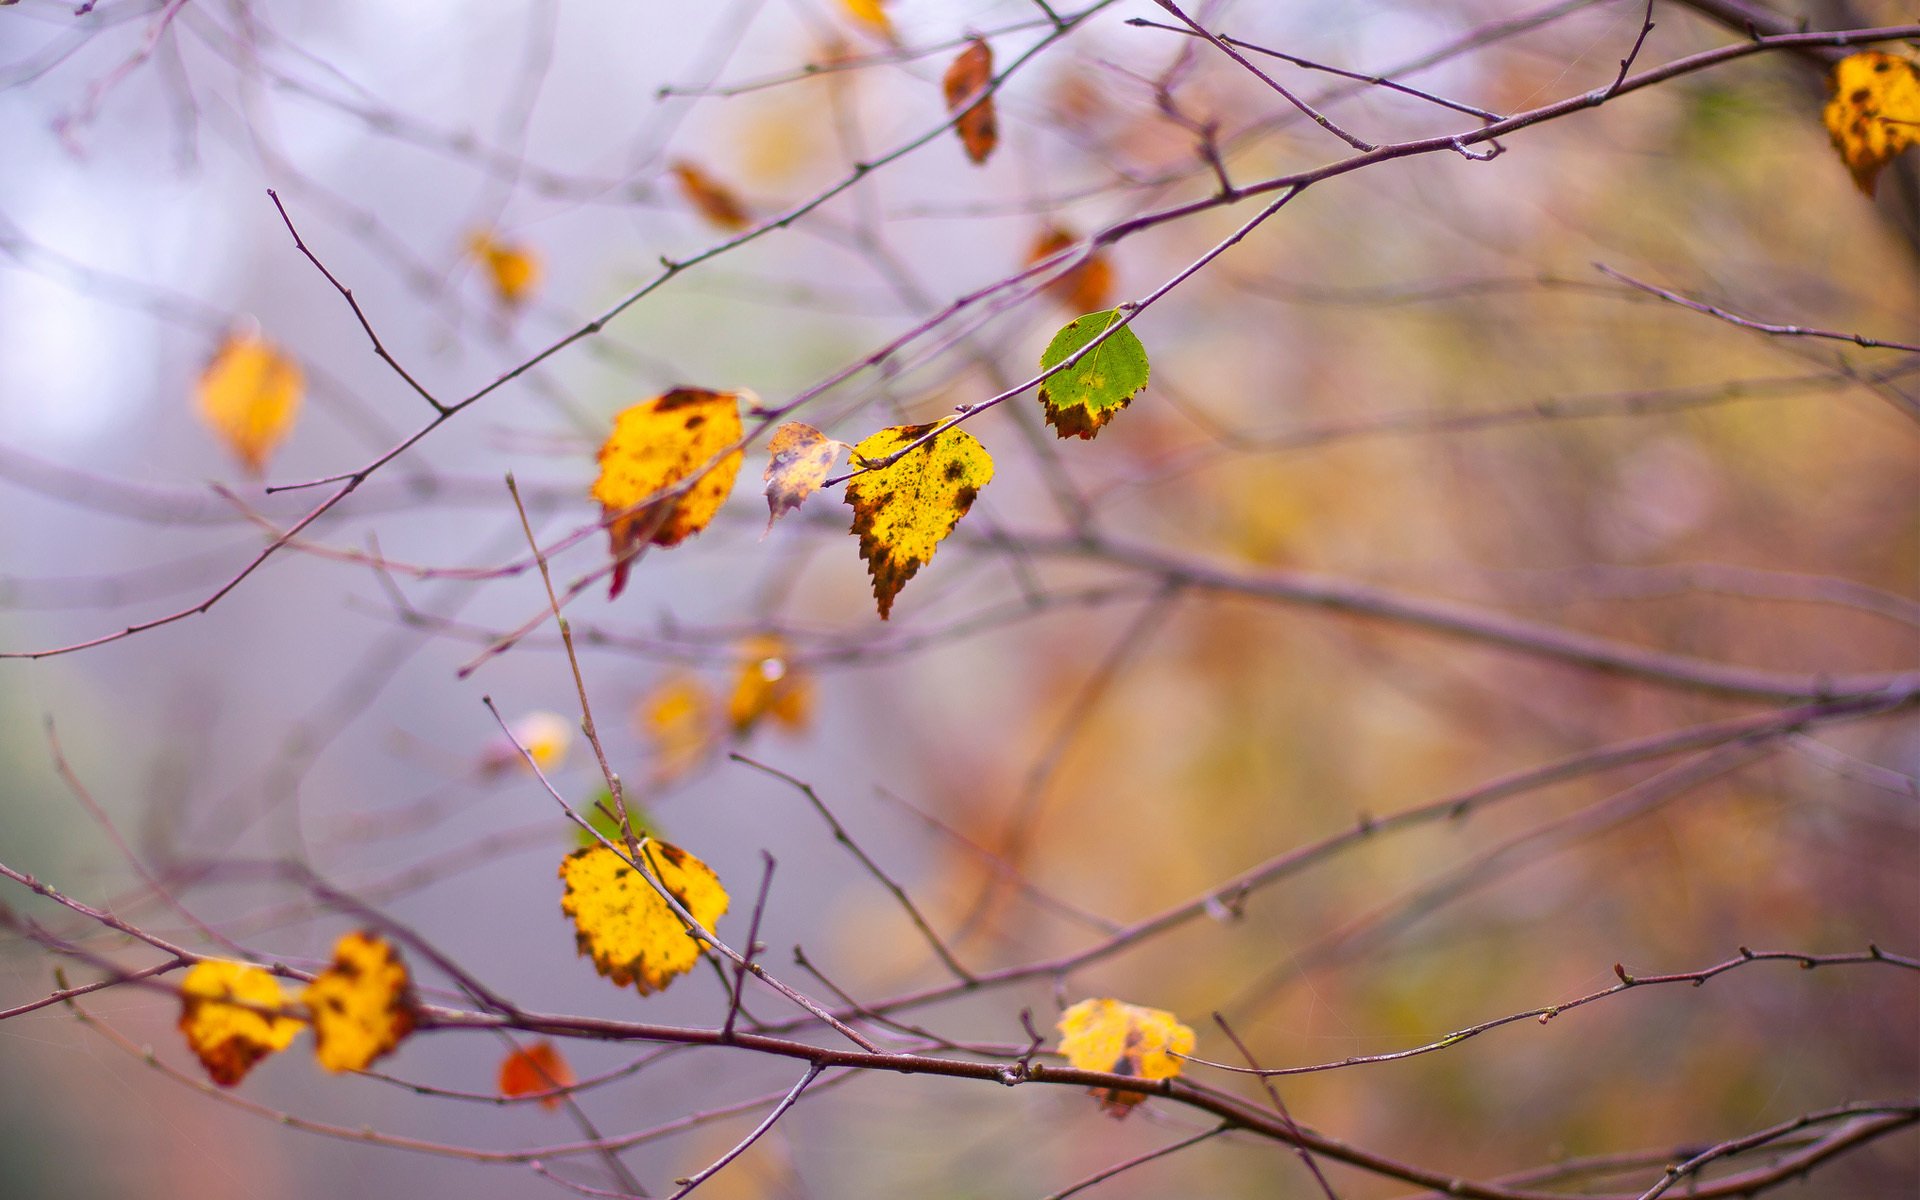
498;1040;575;1110
591;389;746;598
1056;998;1195;1116
727;634;811;735
840;0;892;37
559;840;730;995
762;422;844;531
844;422;993;619
177;959;303;1087
303;931;416;1073
943;38;997;165
1028;226;1114;315
1823;51;1920;196
671;161;753;232
468;230;542;306
483;710;575;777
197;331;302;476
639;673;719;783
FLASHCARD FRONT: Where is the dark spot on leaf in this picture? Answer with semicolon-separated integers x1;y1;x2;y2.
684;415;706;430
655;389;711;412
954;485;978;511
943;460;964;481
1853;88;1872;103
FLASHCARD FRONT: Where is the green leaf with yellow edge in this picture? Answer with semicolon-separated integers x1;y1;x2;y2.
590;389;746;598
303;931;417;1073
1823;51;1920;196
177;959;304;1087
843;423;993;619
559;840;730;996
1056;997;1194;1117
197;331;303;476
1037;309;1148;439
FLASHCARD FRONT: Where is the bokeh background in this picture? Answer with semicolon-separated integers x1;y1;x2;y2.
2;1;1916;1197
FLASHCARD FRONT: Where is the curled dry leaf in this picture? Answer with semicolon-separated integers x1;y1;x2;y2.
498;1040;576;1110
303;931;417;1073
943;38;998;165
591;389;746;598
468;230;542;307
728;633;812;735
177;959;303;1087
844;422;993;619
1823;51;1920;196
559;840;731;996
1056;997;1195;1116
763;421;844;532
1027;226;1114;315
671;160;752;232
1037;308;1149;440
197;331;303;476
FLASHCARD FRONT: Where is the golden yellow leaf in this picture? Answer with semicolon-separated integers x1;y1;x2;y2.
844;422;993;619
303;931;416;1073
498;1040;575;1110
1823;51;1920;196
590;389;746;598
762;422;844;531
839;0;892;37
197;332;303;476
727;634;812;736
482;710;575;777
943;39;998;165
177;959;303;1087
639;673;719;783
1027;226;1114;315
671;161;753;231
1056;998;1195;1116
559;840;731;995
468;230;542;307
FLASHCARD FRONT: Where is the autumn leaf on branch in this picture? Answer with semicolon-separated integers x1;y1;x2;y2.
197;330;303;476
467;230;542;307
590;388;746;598
1037;309;1149;439
1823;51;1920;197
762;421;845;532
177;959;304;1087
498;1040;576;1110
637;673;720;785
728;633;812;736
559;840;730;996
844;423;993;619
1027;225;1114;314
1056;998;1195;1116
943;38;998;165
671;161;753;232
302;931;417;1074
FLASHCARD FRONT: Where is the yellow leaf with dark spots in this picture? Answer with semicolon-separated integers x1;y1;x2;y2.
1823;51;1920;196
559;840;730;996
177;959;303;1087
1057;998;1194;1116
591;389;746;598
843;423;993;619
303;931;416;1073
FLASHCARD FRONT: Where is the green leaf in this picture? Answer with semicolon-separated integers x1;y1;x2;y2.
573;789;660;848
1037;309;1149;439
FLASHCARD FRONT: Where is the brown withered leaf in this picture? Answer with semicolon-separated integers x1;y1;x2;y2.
943;38;997;165
762;422;844;532
670;161;752;231
1028;226;1114;314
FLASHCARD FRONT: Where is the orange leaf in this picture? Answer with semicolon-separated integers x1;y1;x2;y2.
943;39;998;165
590;389;746;598
197;331;302;476
762;421;844;531
498;1040;576;1110
468;230;542;307
671;161;753;232
1027;226;1114;314
840;0;894;38
727;634;812;736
